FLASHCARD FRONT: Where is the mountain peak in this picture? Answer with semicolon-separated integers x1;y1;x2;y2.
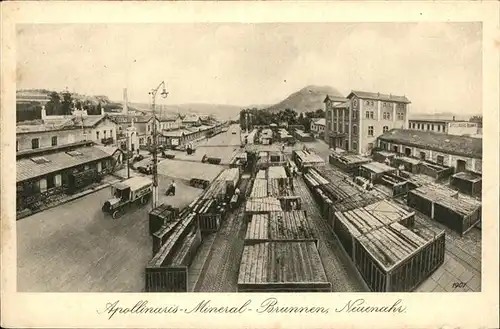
266;85;344;113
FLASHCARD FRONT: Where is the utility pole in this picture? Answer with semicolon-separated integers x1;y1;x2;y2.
149;81;169;209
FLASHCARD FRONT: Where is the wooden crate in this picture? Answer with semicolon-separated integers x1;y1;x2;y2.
149;204;178;236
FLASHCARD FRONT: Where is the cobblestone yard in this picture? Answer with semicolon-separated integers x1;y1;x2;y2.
412;213;481;292
194;178;250;292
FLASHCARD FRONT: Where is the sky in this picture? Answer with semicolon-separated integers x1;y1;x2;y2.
16;22;482;115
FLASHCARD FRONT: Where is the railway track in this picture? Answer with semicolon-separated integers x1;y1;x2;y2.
194;178;250;292
293;176;369;292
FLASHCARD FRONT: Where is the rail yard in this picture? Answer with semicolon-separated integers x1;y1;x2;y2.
17;124;482;292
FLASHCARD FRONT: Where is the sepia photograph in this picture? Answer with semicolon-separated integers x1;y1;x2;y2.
13;21;484;294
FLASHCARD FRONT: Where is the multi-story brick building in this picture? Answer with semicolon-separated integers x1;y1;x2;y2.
325;91;411;155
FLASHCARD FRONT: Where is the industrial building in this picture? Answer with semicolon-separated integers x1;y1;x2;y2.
324;91;411;155
377;129;482;173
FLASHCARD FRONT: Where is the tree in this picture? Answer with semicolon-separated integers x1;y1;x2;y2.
45;92;61;115
60;92;74;115
469;115;482;127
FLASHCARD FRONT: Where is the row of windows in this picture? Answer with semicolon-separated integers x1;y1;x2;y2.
365;111;405;120
367;126;389;137
411;122;443;132
27;136;58;150
361;100;406;109
96;129;114;140
21;129;114;151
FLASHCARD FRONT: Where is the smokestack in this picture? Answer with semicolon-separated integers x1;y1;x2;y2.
453;116;455;121
123;88;128;115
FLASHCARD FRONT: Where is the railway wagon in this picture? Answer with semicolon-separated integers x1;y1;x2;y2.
450;171;482;198
197;213;222;232
333;202;445;292
146;225;202;292
237;241;331;292
145;266;188;292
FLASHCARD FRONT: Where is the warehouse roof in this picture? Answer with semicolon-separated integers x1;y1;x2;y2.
378;129;482;158
313;118;326;126
238;241;328;284
17;145;112;182
324;95;348;103
347;91;411;104
245;211;316;242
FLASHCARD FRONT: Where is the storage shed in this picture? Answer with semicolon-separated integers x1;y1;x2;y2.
334;202;445;292
237;241;331;292
450;171;482;198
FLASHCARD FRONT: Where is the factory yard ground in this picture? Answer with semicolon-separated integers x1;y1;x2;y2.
17;174;203;292
17;124;243;292
16;127;481;292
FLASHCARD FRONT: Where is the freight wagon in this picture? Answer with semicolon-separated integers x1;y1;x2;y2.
146;225;202;292
333;200;445;292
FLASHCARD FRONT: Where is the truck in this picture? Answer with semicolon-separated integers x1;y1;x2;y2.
102;176;153;219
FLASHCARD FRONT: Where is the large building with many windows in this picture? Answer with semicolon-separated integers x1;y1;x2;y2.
325;91;411;155
408;117;479;137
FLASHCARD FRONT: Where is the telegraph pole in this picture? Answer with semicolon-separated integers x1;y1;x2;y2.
149;81;169;209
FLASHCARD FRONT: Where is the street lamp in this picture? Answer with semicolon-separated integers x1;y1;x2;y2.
149;81;169;209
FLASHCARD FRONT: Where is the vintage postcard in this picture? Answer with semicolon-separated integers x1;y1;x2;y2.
1;1;499;328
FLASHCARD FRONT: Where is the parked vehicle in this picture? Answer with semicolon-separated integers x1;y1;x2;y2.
102;176;153;219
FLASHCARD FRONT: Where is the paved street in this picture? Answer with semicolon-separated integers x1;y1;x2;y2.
164;124;243;164
17;176;203;292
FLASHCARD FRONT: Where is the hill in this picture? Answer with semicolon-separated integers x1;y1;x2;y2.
130;103;242;120
265;85;344;113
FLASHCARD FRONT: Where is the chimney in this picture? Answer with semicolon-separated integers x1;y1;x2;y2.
41;105;47;120
377;92;380;97
389;93;392;99
123;88;128;115
101;106;104;116
453;116;455;121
